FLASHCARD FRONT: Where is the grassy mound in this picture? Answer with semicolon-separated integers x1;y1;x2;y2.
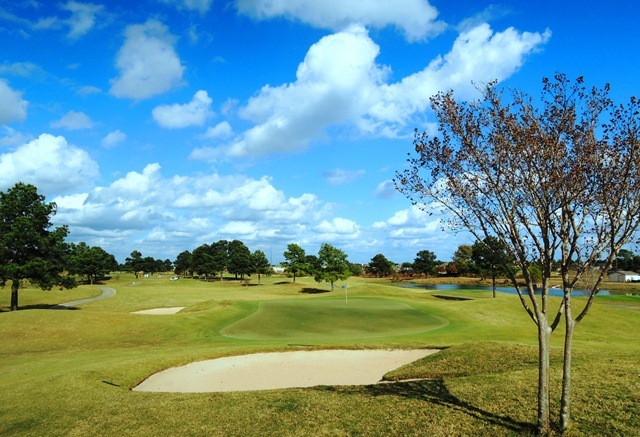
222;297;447;340
383;341;562;380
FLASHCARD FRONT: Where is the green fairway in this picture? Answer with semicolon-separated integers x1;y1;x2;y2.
222;297;447;339
0;274;638;436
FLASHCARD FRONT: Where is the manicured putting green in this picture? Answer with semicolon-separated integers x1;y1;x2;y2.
222;297;447;340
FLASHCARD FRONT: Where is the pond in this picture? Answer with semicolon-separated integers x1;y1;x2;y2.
400;282;611;296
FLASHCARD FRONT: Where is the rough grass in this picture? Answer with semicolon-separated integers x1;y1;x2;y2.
0;274;638;436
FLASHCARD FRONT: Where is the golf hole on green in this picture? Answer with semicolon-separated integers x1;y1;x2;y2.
221;298;448;340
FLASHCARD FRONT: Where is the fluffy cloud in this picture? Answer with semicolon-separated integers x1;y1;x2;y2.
195;23;549;161
314;217;360;241
235;0;445;41
367;204;460;259
109;20;185;100
43;157;452;263
373;205;442;234
0;133;99;194
51;110;95;130
54;164;333;258
207;24;385;159
77;85;102;96
61;1;104;38
0;127;28;147
161;0;213;13
152;90;213;128
369;24;552;124
199;121;234;140
0;62;45;78
0;80;28;124
101;130;127;148
373;179;396;199
324;168;365;186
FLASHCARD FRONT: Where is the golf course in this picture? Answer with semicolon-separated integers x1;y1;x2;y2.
1;274;638;435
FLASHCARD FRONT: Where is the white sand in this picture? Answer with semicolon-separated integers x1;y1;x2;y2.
132;307;185;315
133;349;438;393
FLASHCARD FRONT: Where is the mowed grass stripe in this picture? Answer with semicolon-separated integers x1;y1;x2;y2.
221;297;448;339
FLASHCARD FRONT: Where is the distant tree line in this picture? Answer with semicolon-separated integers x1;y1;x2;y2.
171;240;272;284
280;243;355;290
4;181;639;311
122;250;173;277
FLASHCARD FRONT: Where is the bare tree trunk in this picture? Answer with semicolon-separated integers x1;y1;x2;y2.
537;315;552;434
10;279;19;311
560;296;574;431
492;273;496;298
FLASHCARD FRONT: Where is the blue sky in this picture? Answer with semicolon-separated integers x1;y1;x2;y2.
0;0;638;265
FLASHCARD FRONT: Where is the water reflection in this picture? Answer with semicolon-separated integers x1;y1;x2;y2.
400;282;610;296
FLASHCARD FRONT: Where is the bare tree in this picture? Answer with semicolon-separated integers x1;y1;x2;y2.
396;74;640;433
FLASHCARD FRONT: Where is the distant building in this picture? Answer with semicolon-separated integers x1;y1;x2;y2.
608;270;640;282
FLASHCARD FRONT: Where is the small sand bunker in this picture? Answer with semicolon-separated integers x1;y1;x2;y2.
132;307;185;315
133;349;438;393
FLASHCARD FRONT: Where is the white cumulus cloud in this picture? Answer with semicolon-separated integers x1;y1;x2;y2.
314;217;360;241
161;0;213;13
152;90;213;128
61;1;104;38
211;24;386;159
235;0;445;41
200;121;234;140
324;168;365;186
193;23;549;161
0;133;99;194
373;179;396;199
0;80;28;124
51;110;95;130
101;130;127;148
109;20;185;100
53;164;336;259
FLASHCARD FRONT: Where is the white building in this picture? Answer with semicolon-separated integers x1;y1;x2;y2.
608;270;640;282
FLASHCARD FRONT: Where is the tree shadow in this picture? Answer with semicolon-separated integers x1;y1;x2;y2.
0;304;80;312
78;280;107;285
432;294;474;301
325;379;535;434
48;305;81;310
299;288;330;294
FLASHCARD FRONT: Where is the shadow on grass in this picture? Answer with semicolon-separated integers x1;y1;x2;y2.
0;304;80;312
374;380;534;434
299;288;330;294
325;379;535;434
432;294;474;301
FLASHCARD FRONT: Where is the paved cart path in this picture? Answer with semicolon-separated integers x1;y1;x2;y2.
50;287;116;309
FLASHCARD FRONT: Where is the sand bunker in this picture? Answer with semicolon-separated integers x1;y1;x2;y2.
133;349;438;393
132;307;185;315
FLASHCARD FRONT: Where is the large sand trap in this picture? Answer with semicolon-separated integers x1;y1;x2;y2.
132;307;185;315
133;349;438;393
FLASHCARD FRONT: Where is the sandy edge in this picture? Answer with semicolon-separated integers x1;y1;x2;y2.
133;349;439;393
132;307;185;315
